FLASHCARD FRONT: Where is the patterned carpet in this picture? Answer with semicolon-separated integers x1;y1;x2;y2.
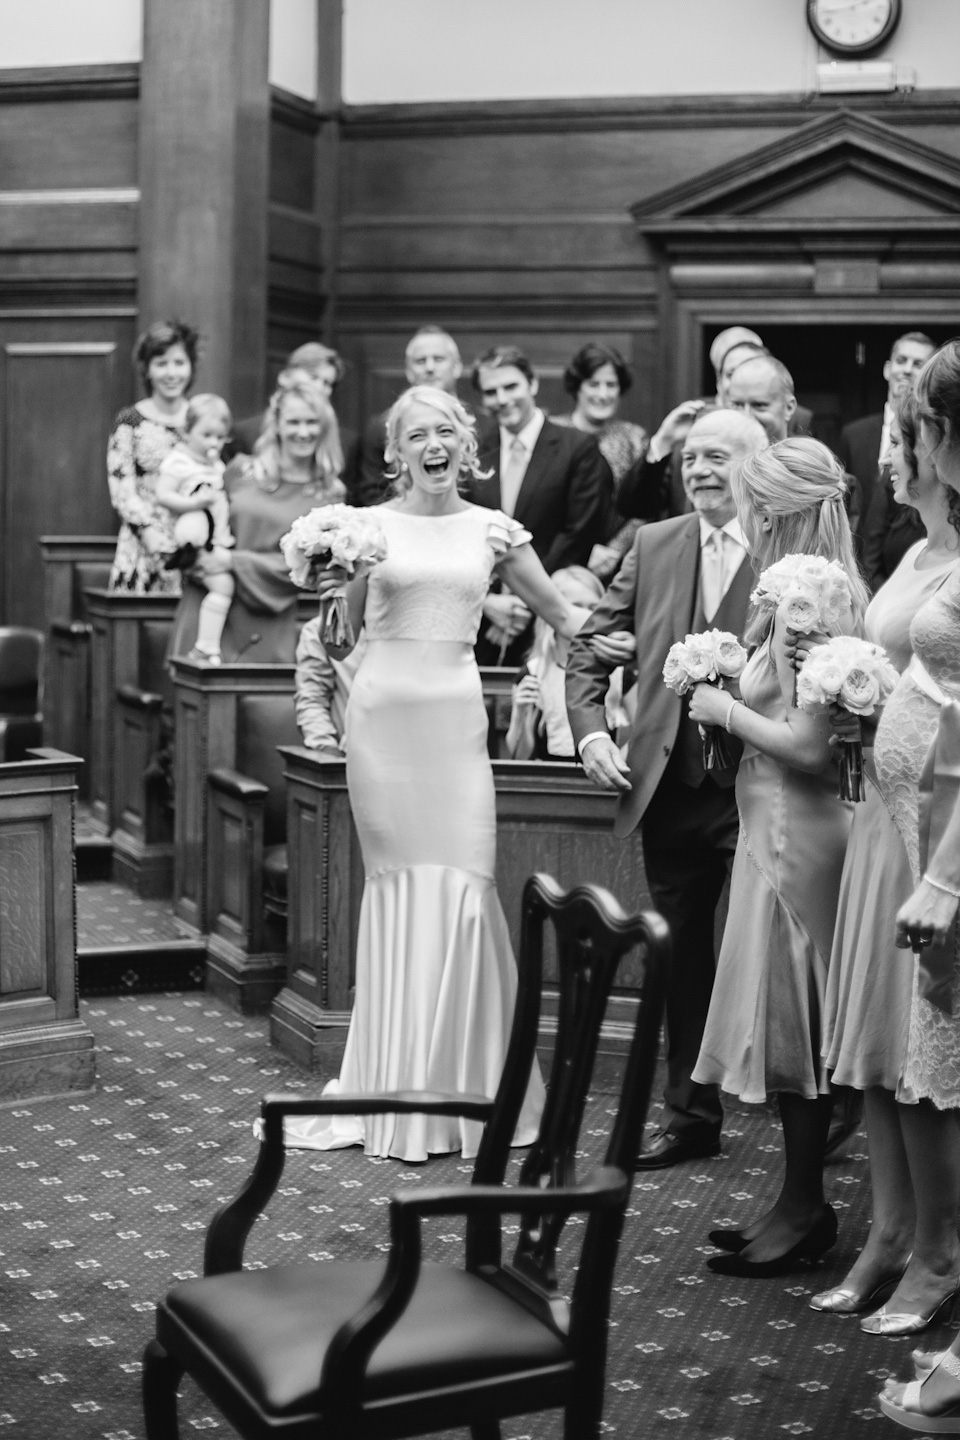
1;988;948;1439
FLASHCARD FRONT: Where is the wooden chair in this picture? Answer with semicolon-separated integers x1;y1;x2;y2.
142;873;669;1440
0;627;43;762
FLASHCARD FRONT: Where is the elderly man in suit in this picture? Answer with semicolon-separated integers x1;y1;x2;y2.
566;407;767;1169
469;344;611;666
843;330;936;573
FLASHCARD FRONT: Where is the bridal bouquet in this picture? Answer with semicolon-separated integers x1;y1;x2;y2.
662;629;749;770
797;635;899;801
280;504;387;645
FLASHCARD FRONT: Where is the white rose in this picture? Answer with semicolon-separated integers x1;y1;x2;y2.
839;667;881;715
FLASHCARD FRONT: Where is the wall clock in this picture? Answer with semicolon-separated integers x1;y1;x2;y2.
807;0;902;54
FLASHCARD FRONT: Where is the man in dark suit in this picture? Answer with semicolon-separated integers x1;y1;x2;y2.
469;344;612;666
566;407;768;1169
354;325;468;506
839;330;935;565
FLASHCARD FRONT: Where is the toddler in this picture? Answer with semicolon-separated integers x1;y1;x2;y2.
156;393;235;663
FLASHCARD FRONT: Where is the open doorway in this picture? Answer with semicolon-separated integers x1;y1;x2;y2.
701;324;955;455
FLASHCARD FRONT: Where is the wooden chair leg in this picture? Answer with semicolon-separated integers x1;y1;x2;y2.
142;1338;183;1440
564;1390;604;1439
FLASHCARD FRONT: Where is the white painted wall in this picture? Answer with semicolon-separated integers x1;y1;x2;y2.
269;0;318;99
0;0;142;67
342;0;960;104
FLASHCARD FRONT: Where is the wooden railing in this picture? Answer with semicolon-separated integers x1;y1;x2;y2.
0;749;95;1102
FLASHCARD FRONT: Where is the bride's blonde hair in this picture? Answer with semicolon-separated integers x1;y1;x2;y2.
732;436;869;644
383;386;488;491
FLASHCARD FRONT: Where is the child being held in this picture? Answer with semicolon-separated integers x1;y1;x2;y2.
156;393;235;663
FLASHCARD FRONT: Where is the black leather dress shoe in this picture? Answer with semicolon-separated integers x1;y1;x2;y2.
635;1129;721;1171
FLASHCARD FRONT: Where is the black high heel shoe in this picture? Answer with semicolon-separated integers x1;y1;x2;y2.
708;1227;750;1254
707;1206;838;1279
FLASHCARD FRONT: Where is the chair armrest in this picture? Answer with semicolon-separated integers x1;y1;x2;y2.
203;1089;496;1277
261;1089;494;1127
208;767;269;802
318;1168;628;1411
392;1167;629;1219
117;683;164;712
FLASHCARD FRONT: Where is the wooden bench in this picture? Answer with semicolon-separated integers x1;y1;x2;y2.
39;537;116;799
0;749;95;1102
269;749;651;1084
85;588;180;895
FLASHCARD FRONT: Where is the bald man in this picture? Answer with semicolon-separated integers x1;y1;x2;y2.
567;408;768;1169
725;354;797;445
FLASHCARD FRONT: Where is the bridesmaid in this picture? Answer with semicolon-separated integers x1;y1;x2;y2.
688;438;868;1277
811;394;960;1324
877;341;960;1430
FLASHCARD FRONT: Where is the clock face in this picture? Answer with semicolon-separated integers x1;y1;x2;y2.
808;0;901;53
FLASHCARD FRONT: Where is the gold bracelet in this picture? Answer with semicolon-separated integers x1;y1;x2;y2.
724;698;739;733
924;872;960;900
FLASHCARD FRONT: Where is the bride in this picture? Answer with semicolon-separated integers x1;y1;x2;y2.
286;384;590;1162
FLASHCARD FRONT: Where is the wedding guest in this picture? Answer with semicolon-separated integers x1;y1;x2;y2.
552;342;648;580
863;348;960;1434
842;331;936;560
809;394;960;1327
470;344;611;666
504;565;613;761
155;393;235;663
168;372;344;664
688;437;868;1276
107;318;199;595
295;616;364;753
566;409;768;1169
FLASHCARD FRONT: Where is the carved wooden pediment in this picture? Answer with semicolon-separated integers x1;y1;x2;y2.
632;110;960;256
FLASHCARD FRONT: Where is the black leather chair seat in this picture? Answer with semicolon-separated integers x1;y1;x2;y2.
262;844;288;904
162;1259;570;1415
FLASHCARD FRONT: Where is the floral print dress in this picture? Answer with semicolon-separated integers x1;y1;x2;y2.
107;406;182;594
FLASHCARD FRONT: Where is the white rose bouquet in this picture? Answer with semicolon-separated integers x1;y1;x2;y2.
750;553;853;701
280;503;387;645
662;628;749;770
796;635;899;801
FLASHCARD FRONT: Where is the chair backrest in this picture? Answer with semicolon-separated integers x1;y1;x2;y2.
468;873;669;1333
0;627;43;716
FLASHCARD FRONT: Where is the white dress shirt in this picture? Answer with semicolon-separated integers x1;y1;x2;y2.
878;401;895;468
698;515;746;623
499;409;545;517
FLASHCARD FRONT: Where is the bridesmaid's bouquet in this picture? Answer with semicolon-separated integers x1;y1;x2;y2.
750;553;854;702
662;628;749;771
796;635;899;801
281;504;387;645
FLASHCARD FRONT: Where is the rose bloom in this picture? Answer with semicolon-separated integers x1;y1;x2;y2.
712;633;747;677
683;637;715;682
839;667;881;715
663;646;691;693
781;590;821;632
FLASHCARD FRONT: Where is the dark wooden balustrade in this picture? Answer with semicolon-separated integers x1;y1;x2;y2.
39;537;116;798
0;749;95;1102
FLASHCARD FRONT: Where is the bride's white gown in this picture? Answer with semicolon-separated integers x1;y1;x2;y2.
285;503;545;1161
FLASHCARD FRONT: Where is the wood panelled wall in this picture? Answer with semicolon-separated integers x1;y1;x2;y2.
0;65;139;627
331;90;960;434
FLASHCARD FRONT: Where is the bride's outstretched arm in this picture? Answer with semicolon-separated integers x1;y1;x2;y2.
495;544;589;639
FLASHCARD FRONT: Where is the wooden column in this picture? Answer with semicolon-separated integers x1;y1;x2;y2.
138;0;270;414
0;751;95;1102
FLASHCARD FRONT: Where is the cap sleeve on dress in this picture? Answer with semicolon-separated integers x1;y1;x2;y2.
488;511;533;556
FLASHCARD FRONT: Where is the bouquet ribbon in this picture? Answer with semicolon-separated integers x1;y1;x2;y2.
917;683;960;1016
